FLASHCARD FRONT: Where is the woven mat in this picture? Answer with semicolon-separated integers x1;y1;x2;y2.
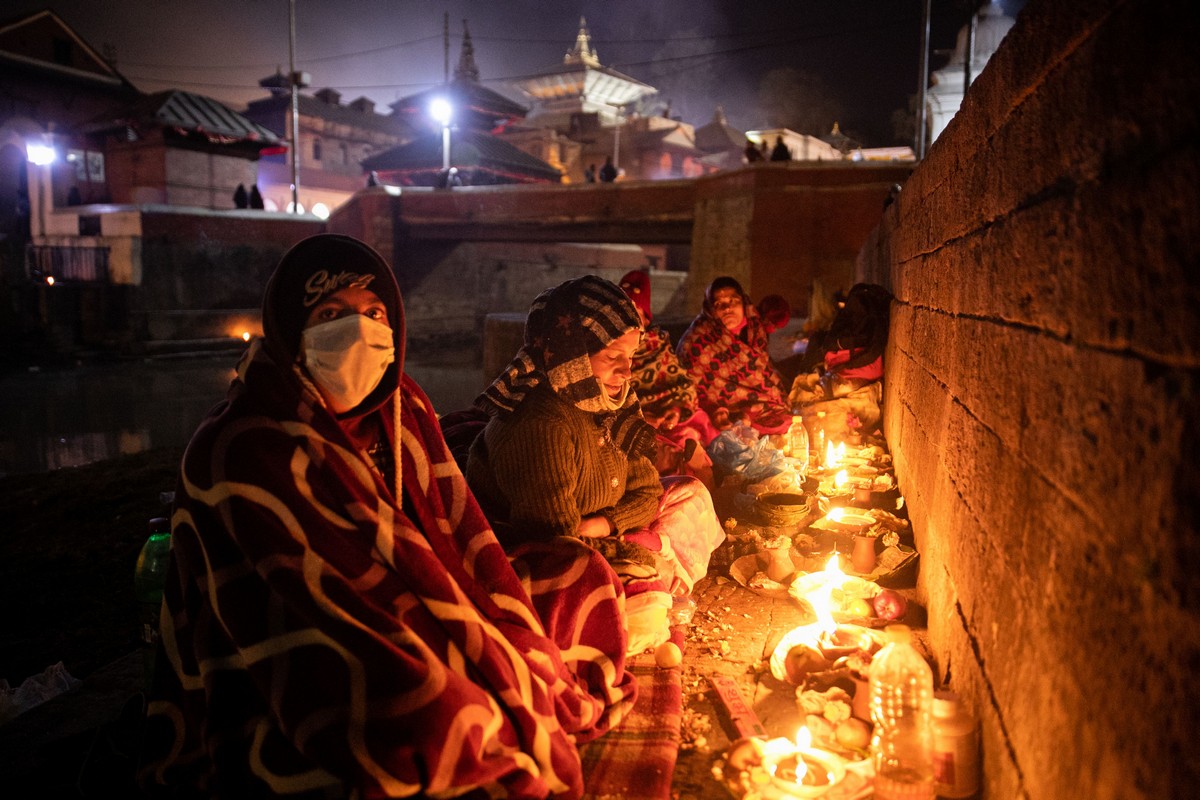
580;647;682;800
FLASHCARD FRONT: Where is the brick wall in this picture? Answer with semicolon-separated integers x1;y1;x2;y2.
857;1;1199;797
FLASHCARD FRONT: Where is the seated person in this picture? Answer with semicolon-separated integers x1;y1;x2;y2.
776;279;843;384
139;235;636;799
789;282;892;444
467;275;725;654
676;276;791;436
618;269;716;488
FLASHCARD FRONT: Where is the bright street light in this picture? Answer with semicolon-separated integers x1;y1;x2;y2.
26;141;56;166
429;97;452;127
430;98;452;172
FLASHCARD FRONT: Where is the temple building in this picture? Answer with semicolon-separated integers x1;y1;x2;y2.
241;73;415;215
511;17;654;132
82;89;280;208
0;9;141;241
503;18;708;182
926;0;1015;145
363;21;561;186
693;106;747;171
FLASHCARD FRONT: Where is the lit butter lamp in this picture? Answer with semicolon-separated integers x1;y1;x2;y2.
760;728;847;798
778;556;881;667
718;730;852;800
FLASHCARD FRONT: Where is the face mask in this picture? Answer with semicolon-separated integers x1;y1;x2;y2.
301;315;395;413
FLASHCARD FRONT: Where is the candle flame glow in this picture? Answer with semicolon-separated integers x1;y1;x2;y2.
793;728;812;783
827;507;845;522
834;469;848;488
801;554;846;634
824;441;847;469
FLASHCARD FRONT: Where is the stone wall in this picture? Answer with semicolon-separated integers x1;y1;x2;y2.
857;1;1199;797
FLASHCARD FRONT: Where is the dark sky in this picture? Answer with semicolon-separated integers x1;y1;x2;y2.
11;1;1026;146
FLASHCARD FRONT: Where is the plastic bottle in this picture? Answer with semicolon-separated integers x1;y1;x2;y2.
787;414;810;473
135;516;172;689
932;690;980;798
869;624;935;800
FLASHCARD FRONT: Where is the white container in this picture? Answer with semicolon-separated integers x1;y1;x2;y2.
932;690;980;798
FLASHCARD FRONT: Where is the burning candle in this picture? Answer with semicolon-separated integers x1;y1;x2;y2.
762;727;847;797
823;441;846;470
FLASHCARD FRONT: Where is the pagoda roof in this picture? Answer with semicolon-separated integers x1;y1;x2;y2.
389;80;527;131
517;62;653;106
513;17;654;109
82;89;279;148
694;107;745;153
361;128;561;183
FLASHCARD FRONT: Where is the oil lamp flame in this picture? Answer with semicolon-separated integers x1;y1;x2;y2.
834;469;849;488
793;728;812;783
824;441;847;469
828;507;845;523
802;554;844;634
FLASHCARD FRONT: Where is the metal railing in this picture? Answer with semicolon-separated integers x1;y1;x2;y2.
25;244;110;284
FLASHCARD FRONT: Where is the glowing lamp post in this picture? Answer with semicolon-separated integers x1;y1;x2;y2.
25;136;57;243
26;140;57;166
430;98;452;172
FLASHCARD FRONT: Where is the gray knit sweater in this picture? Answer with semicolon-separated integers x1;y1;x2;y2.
466;385;663;546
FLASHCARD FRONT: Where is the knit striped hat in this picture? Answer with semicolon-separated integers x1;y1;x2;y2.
478;275;656;456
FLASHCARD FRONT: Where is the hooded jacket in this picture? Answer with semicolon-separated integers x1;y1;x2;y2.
139;235;635;799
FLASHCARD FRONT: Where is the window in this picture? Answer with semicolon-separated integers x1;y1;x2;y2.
87;151;105;182
67;149;105;183
312;139;322;161
68;149;87;182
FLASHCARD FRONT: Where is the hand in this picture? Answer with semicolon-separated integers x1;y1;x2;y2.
669;577;688;597
577;515;613;539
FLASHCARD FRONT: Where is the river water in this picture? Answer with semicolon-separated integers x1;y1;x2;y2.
0;353;484;478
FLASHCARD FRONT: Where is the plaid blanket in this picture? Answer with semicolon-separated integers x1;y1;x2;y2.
581;652;683;800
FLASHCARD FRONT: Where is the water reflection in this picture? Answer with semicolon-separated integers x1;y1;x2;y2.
0;354;484;477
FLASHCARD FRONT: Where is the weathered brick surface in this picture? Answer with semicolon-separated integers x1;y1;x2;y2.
861;1;1200;797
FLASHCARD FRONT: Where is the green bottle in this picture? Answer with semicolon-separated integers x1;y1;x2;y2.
135;517;171;689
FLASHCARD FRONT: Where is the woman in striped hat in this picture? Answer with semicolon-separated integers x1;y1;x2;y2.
467;274;725;655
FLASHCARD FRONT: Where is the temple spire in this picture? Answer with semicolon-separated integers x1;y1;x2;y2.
454;19;480;83
564;16;600;67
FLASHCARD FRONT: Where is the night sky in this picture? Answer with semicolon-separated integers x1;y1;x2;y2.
9;1;1026;146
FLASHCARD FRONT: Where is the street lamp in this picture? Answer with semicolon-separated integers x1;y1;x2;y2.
430;97;452;172
25;140;56;166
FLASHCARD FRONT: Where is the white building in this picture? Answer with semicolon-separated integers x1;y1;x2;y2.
927;1;1016;144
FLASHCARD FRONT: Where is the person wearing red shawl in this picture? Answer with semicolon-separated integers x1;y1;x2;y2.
138;235;637;799
466;275;725;656
617;270;717;488
675;276;791;436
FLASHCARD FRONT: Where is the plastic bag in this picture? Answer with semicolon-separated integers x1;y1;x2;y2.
707;423;786;483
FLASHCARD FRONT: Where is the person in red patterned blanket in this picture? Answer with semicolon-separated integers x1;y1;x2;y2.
675;275;791;437
139;234;637;799
617;269;717;488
